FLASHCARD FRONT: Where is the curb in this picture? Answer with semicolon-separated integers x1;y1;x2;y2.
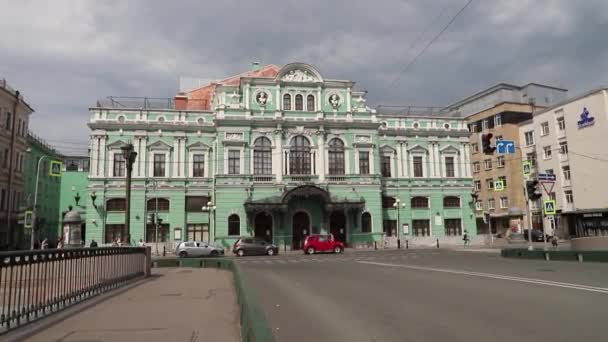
501;248;608;263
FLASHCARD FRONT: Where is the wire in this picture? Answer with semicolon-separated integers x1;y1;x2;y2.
388;0;474;89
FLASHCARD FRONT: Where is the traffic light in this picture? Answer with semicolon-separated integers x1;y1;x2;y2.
481;134;496;154
526;180;542;201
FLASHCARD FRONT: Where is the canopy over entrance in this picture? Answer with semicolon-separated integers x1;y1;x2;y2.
244;185;365;213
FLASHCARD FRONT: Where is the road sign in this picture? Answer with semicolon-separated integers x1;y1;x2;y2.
24;210;33;229
522;161;532;177
50;161;62;177
544;200;556;215
537;173;556;181
494;180;505;191
540;181;555;196
496;140;516;154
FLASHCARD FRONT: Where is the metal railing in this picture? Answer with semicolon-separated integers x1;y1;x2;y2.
0;247;147;334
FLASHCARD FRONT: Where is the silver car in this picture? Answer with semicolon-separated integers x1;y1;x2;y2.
175;241;225;258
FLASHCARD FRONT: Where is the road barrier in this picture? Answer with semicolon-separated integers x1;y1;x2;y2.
0;247;149;335
154;257;275;342
501;248;608;263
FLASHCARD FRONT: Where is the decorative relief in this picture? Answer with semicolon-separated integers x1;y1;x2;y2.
355;135;371;143
281;69;318;82
328;93;341;109
255;90;270;106
225;132;244;141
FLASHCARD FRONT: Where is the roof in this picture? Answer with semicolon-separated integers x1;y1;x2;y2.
0;78;35;112
375;105;461;118
531;86;608;117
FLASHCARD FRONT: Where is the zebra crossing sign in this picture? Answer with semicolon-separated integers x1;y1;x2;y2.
544;200;556;215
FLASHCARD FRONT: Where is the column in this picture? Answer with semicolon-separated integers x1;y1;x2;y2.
180;137;186;178
276;85;281;112
173;138;180;177
275;131;283;183
317;133;326;182
133;137;141;177
428;142;435;177
402;143;409;177
459;143;466;178
245;85;250;110
464;143;471;177
99;136;106;177
396;143;403;177
434;143;440;178
317;86;322;112
346;88;351;112
91;136;99;177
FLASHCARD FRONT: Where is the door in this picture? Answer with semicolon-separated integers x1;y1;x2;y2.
330;211;347;244
292;212;310;250
254;213;273;243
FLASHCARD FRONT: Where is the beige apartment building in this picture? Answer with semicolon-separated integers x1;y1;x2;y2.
446;83;567;235
0;78;33;249
519;87;608;238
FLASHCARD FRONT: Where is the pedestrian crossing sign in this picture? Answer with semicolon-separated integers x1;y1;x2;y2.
494;180;505;191
523;161;532;177
544;200;556;215
49;160;62;177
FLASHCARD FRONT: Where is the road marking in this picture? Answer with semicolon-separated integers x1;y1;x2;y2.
264;260;272;264
358;261;608;294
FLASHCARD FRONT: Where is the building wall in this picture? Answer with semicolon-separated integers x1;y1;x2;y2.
58;157;89;241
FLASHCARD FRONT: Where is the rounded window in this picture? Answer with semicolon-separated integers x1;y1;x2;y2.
158;117;165;123
118;116;125;123
444;123;450;129
197;118;205;125
412;122;420;129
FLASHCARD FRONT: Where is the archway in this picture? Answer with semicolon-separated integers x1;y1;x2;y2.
292;211;310;250
254;212;273;243
330;211;347;243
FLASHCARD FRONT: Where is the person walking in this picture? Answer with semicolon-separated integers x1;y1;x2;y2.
138;239;145;247
111;238;118;247
90;239;98;248
57;239;64;249
463;230;470;247
551;236;559;249
41;238;49;250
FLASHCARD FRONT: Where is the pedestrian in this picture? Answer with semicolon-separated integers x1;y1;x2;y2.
90;239;98;248
551;236;558;249
57;239;64;249
41;238;49;250
111;238;118;247
463;231;470;247
138;239;145;247
116;238;122;246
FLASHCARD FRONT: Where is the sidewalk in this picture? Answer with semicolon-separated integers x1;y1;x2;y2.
22;268;240;342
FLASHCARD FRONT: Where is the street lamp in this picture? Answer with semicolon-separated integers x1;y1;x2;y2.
121;143;137;245
31;155;49;249
393;198;406;249
90;191;97;208
202;201;216;244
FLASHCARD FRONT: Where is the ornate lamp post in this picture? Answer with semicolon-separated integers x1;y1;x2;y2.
393;198;406;249
202;201;216;244
121;143;137;245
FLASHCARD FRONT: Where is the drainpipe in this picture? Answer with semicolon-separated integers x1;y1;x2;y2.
6;90;20;248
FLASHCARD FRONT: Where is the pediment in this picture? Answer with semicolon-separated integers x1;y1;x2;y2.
379;144;397;153
407;144;428;152
106;140;128;149
187;141;211;150
439;144;460;153
276;63;323;83
148;140;172;150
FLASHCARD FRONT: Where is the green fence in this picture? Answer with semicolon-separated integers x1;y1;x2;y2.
152;257;275;342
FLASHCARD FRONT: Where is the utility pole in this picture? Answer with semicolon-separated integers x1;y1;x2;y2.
121;144;137;245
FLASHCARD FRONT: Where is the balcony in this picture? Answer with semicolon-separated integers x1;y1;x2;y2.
252;175;275;183
284;175;318;184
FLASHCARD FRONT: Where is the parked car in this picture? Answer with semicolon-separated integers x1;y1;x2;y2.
175;241;224;258
303;234;344;255
233;238;279;257
522;229;550;242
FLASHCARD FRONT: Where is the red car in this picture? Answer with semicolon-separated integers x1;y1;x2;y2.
303;234;344;255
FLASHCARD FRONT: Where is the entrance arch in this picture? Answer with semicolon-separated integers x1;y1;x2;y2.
330;211;347;243
254;212;273;242
292;211;310;250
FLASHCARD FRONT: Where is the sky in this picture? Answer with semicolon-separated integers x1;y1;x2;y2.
1;0;607;155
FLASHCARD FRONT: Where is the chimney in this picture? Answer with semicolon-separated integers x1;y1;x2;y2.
174;92;188;110
251;61;261;71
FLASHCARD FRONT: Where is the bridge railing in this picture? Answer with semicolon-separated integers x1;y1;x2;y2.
0;247;148;334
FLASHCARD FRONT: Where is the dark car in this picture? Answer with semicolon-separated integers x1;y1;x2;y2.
523;229;550;242
233;238;279;257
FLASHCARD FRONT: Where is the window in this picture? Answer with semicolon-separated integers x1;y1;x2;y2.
484;159;492;170
471;143;479;153
253;137;272;175
2;149;7;168
475;200;483;211
383;220;397;237
413;156;423;177
494;114;502;127
106;198;126;212
557;117;565;131
411;197;429;209
497;175;507;188
66;160;79;171
307;94;315;111
283;94;291;110
328;138;345;175
228;150;240;175
472;162;480;173
153;154;166;177
113;153;125;177
382;196;396;208
562;166;570;180
445;157;455;177
185;196;211;212
412;220;430;237
192;154;205;177
295;94;303;111
0;189;5;210
559;141;568;155
540;122;549;136
500;197;509;208
361;212;372;233
486;178;494;190
290;136;311;174
474;180;481;191
482;119;489;130
497;156;505;168
105;224;126;243
228;214;240;236
443;196;460;208
146;224;169;242
82;159;90;172
5;112;11;130
565;190;573;204
543;146;552;159
358;151;370;175
444;219;462;236
381;155;391;177
526;152;537;167
495;135;503;141
524;131;535;146
17;119;21;136
186;224;208;242
488;198;495;210
147;198;170;212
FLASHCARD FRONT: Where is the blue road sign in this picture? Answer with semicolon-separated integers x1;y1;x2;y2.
538;173;557;181
496;140;516;154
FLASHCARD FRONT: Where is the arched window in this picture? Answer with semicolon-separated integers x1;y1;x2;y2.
328;138;345;175
295;94;303;110
411;197;429;209
361;212;372;233
106;198;126;212
290;136;311;175
254;137;272;175
228;214;240;236
443;196;460;208
307;94;315;111
147;198;170;212
283;94;291;111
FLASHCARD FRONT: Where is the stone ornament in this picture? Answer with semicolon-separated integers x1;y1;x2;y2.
328;94;341;109
355;135;371;143
255;91;270;106
281;69;318;82
225;132;244;141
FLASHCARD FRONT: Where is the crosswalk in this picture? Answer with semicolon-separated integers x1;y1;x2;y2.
235;252;433;265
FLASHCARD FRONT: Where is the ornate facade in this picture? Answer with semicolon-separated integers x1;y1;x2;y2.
86;63;476;248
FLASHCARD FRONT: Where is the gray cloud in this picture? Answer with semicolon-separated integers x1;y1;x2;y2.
0;0;606;153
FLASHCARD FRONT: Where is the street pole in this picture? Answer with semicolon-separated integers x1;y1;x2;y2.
121;144;137;245
488;216;493;245
31;155;48;249
523;182;534;251
155;180;159;256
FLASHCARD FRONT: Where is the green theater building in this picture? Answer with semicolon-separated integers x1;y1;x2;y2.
85;63;476;248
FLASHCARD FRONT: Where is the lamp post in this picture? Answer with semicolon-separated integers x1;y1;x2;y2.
121;143;137;245
393;198;406;249
202;201;216;244
31;155;49;249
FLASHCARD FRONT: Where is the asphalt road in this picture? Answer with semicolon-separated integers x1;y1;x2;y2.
236;249;608;342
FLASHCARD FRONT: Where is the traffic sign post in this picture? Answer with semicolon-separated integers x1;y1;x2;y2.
540;181;555;197
49;161;63;177
24;210;33;229
494;180;505;191
522;161;532;177
496;140;516;154
544;200;556;215
537;173;556;181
